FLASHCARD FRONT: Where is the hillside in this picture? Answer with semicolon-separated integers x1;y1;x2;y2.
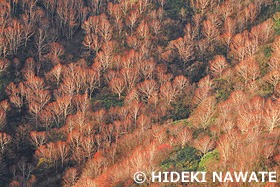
0;0;280;186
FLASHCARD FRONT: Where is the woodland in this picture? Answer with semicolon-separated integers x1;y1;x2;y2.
0;0;280;186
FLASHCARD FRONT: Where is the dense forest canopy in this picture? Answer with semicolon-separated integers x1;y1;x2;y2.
0;0;280;186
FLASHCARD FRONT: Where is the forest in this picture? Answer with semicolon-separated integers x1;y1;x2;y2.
0;0;280;186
